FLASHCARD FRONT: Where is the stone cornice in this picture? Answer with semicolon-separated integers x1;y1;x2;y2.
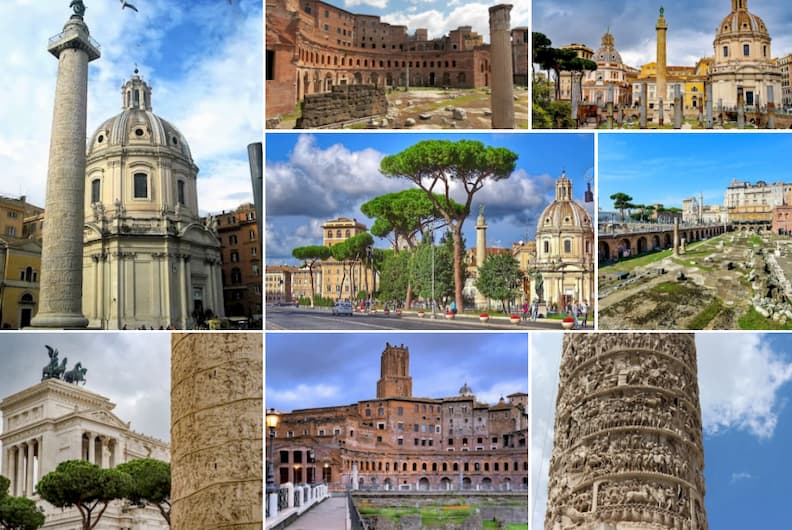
0;379;114;413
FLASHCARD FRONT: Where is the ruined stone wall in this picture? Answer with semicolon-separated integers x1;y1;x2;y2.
545;333;707;530
296;84;387;127
171;333;262;530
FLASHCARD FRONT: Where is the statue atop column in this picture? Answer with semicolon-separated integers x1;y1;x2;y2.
70;0;86;18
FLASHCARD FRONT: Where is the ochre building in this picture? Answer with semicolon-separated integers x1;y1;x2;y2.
271;343;528;492
266;0;493;118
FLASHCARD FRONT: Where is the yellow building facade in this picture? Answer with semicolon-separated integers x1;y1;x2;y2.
0;237;41;329
320;217;376;301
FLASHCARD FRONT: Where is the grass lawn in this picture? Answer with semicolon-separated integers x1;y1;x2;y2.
688;300;723;329
483;523;528;530
358;505;474;524
738;307;792;330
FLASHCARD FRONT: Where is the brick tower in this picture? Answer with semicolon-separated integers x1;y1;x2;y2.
376;342;412;398
545;333;707;530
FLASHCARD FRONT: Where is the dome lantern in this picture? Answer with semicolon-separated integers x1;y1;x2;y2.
121;70;152;111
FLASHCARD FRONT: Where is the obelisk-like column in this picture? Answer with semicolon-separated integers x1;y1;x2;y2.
545;333;708;530
31;8;100;329
656;7;668;124
489;4;515;129
475;206;488;309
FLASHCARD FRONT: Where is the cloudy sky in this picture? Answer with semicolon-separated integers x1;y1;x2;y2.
265;132;594;265
0;332;171;468
534;0;792;68
599;133;792;212
531;332;792;530
0;0;261;215
318;0;528;42
265;333;528;411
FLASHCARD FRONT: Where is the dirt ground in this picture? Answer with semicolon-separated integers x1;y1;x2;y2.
598;232;786;330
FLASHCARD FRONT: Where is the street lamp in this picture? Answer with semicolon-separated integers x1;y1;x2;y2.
266;409;280;496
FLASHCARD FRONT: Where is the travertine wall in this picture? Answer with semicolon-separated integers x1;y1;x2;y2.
171;333;263;529
546;333;707;530
296;85;388;128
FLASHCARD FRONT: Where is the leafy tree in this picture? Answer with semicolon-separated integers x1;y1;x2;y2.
380;140;518;313
0;497;45;530
409;232;457;309
116;459;170;525
37;460;132;530
610;192;634;221
329;233;375;300
291;245;331;307
475;253;523;313
360;189;463;307
532;32;552;78
378;250;411;304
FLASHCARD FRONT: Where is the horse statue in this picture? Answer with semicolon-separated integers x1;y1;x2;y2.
42;345;60;381
63;362;87;385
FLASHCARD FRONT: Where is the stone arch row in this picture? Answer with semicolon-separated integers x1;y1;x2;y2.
346;457;529;475
297;46;464;73
358;474;523;491
598;226;726;262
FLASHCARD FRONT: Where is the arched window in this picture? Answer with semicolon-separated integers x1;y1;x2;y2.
133;173;148;199
91;179;101;204
543;241;550;253
564;240;572;253
743;44;750;57
723;46;729;58
177;180;186;205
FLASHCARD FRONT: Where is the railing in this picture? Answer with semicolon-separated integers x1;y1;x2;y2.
348;490;366;530
265;482;331;529
48;29;101;51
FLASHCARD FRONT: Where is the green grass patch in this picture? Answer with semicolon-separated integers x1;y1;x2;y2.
750;235;764;246
738;307;792;330
600;249;672;273
688;300;723;329
650;282;687;295
670;257;714;272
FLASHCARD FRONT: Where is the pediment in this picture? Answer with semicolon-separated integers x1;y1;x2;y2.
78;409;129;430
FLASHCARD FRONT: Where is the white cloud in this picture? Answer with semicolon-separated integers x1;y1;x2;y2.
730;472;754;485
267;384;340;407
0;1;260;214
345;0;389;8
697;333;792;439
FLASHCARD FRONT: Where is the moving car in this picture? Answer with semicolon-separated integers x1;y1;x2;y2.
332;301;353;316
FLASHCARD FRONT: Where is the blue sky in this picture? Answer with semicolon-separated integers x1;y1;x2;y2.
534;0;792;69
598;133;792;211
531;332;792;530
265;333;528;411
319;0;529;42
265;132;594;264
0;0;261;215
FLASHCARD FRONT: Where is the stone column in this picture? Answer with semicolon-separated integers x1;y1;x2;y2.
673;85;682;129
488;4;514;128
475;208;487;308
31;14;100;329
571;74;580;128
705;82;713;128
1;447;9;487
545;334;707;530
15;445;24;496
179;256;189;329
658;97;664;127
673;218;680;256
87;432;95;464
718;98;723;126
606;84;614;129
26;442;35;496
737;86;745;128
640;83;648;129
656;8;668;122
171;333;262;530
768;85;777;129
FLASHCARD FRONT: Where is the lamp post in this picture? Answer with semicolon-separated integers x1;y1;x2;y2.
266;408;280;517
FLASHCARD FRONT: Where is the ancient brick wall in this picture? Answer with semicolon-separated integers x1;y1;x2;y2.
296;84;388;127
171;333;263;530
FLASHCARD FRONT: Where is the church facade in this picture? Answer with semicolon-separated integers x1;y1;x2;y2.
82;73;224;329
271;343;528;492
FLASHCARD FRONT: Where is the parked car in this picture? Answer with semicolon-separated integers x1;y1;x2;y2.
332;301;353;316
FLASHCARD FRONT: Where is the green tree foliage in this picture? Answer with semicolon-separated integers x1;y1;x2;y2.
380;140;517;312
291;245;331;307
330;233;375;300
378;250;411;303
610;192;634;221
116;459;170;525
475;253;523;313
410;234;455;309
36;460;132;530
0;475;44;530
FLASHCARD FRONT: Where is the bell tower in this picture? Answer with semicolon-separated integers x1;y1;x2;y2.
376;343;412;398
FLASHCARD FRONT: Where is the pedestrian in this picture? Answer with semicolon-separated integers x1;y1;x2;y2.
522;302;529;321
450;300;457;315
571;301;580;329
532;299;539;321
581;300;589;328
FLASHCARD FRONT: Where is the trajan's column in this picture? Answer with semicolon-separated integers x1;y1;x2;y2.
32;1;100;328
171;333;263;529
545;333;708;530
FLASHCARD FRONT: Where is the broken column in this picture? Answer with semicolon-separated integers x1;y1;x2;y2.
705;82;713;129
658;97;664;127
488;4;514;129
673;85;682;129
571;74;580;128
681;237;687;254
718;98;723;126
768;85;777;129
640;82;648;129
673;218;680;256
737;86;745;129
606;83;614;129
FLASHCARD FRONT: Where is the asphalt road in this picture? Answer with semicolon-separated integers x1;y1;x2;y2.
265;306;575;331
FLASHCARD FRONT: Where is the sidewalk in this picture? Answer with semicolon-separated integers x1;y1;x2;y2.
284;496;347;530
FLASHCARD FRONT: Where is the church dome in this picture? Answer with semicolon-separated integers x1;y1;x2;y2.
87;72;193;162
536;172;593;234
595;31;622;65
459;382;473;397
715;0;769;40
